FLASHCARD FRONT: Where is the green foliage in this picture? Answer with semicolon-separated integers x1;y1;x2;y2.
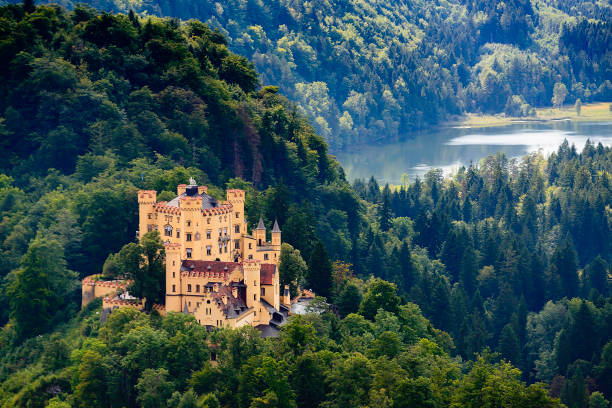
17;0;610;147
278;243;307;298
359;278;401;321
307;241;333;299
136;368;176;408
7;237;77;338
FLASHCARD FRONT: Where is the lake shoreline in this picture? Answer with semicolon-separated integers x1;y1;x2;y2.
336;119;612;184
444;102;612;130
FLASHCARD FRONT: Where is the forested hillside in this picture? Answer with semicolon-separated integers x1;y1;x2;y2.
0;3;611;408
0;2;359;327
3;0;610;148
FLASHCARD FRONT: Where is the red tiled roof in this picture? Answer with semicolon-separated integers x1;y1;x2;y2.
181;260;275;285
260;264;276;285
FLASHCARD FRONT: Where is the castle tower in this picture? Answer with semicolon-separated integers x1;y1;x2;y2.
179;192;203;259
165;243;182;312
137;190;157;239
254;217;266;247
243;260;261;309
227;189;246;261
271;219;281;247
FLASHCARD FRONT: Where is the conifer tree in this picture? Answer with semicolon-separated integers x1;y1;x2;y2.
550;241;579;299
499;323;521;366
23;0;35;13
379;184;393;231
307;240;333;299
399;241;416;291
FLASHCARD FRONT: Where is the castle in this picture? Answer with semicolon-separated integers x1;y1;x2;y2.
136;179;289;329
83;179;290;331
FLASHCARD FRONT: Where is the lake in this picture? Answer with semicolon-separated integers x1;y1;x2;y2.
335;120;612;185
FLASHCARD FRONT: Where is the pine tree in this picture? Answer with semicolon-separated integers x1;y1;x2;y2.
584;256;609;296
307;240;333;299
23;0;35;13
379;184;393;231
399;241;416;292
551;241;579;299
499;323;521;366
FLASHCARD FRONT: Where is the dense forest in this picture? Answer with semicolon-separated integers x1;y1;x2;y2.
0;3;611;408
2;0;610;147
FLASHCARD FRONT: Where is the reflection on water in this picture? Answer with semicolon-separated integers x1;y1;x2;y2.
335;121;612;184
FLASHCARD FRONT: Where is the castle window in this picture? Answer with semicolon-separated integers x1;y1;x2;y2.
261;287;265;296
218;229;222;237
189;301;191;306
264;254;269;260
254;280;256;286
195;232;201;240
186;233;192;242
196;284;200;292
235;225;240;233
224;242;228;253
187;284;192;292
219;217;222;222
224;216;227;221
259;239;262;246
207;218;210;224
248;255;253;260
224;228;227;236
186;248;192;258
147;225;153;232
235;240;240;249
254;294;257;301
172;284;176;292
176;229;180;238
206;230;211;239
207;300;211;304
219;244;222;253
236;212;239;218
187;220;191;227
206;246;212;256
164;225;173;237
173;272;175;278
249;243;252;249
148;214;152;219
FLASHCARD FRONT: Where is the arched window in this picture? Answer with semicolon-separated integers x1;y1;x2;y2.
164;225;173;237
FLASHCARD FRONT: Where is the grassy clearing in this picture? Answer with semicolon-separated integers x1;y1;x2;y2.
448;102;612;128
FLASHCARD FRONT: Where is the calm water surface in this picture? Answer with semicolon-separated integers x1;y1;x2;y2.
335;121;612;184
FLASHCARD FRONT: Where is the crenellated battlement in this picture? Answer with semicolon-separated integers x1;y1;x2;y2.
138;190;157;204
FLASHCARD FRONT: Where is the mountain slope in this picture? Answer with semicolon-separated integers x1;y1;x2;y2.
5;0;610;148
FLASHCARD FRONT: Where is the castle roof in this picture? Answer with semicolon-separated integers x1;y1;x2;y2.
212;285;250;319
182;260;240;275
272;219;281;233
256;217;266;230
166;191;219;209
180;260;276;285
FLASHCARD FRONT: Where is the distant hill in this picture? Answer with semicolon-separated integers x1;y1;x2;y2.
3;0;609;148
